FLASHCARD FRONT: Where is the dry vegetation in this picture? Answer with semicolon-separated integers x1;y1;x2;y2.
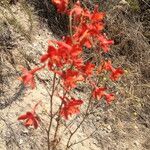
0;0;150;149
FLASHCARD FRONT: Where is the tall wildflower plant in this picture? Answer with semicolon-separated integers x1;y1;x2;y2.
18;0;124;149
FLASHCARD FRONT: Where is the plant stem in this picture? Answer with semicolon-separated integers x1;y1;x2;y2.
52;91;67;149
69;14;73;39
52;102;63;149
66;95;93;149
47;73;56;150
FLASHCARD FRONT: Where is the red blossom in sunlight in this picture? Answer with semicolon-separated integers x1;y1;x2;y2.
110;68;124;81
102;61;124;81
40;53;50;63
89;22;104;33
73;23;90;46
42;40;84;70
81;62;95;77
40;43;69;70
104;93;115;104
73;24;95;48
92;87;115;104
92;87;106;100
68;1;84;22
19;65;45;89
91;6;105;22
83;38;92;48
68;1;92;23
103;60;114;71
97;35;114;52
69;1;83;16
61;69;84;89
41;45;63;68
60;37;83;58
18;101;41;129
72;57;84;69
51;0;69;12
18;112;40;129
70;45;82;57
60;98;83;119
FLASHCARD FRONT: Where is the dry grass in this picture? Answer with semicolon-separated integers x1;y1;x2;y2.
26;0;69;37
78;1;150;149
0;0;34;42
0;0;37;109
107;1;149;77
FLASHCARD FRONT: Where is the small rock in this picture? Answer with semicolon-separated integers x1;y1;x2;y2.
22;129;29;134
19;139;23;144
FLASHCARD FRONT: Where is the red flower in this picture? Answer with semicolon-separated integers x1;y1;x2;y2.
19;65;45;89
81;62;95;77
89;22;104;33
18;112;40;129
97;35;114;53
70;45;82;57
18;101;41;129
41;46;62;65
104;93;115;104
69;1;84;22
102;61;124;81
72;57;83;69
70;1;83;15
60;98;83;120
51;0;69;12
41;44;68;71
55;39;82;61
92;87;106;100
73;24;90;47
103;60;114;71
110;68;124;81
40;53;50;63
83;38;92;48
91;6;105;22
92;87;115;104
41;39;84;75
61;69;84;89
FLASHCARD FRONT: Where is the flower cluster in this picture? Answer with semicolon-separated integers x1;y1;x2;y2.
51;0;69;13
60;96;83;120
18;0;124;129
18;101;41;128
103;60;124;81
92;87;115;104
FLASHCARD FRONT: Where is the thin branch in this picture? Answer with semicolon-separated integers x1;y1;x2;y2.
66;94;93;149
47;73;56;150
69;130;95;148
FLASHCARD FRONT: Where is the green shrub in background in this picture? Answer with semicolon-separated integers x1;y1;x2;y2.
89;0;140;12
86;0;120;11
126;0;140;11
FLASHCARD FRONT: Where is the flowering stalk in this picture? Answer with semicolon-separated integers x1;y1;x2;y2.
17;1;124;150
